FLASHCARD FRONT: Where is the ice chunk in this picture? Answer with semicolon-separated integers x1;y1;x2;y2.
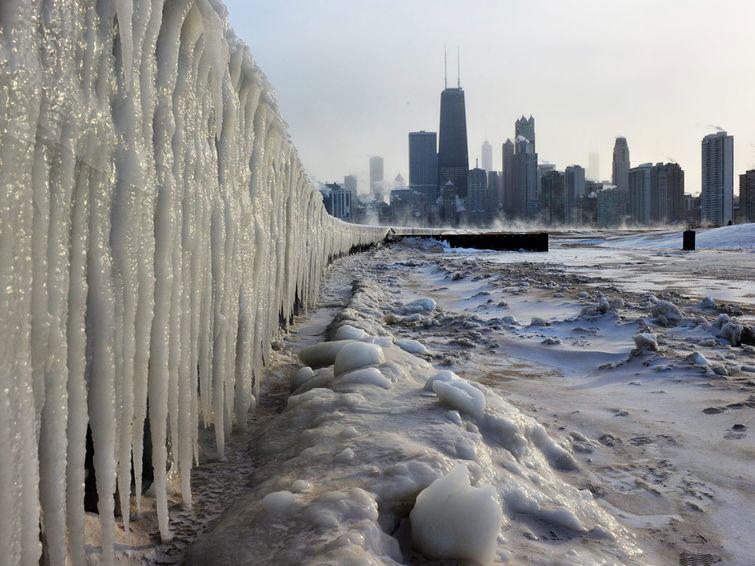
333;342;385;376
401;298;437;314
424;370;460;391
262;491;300;515
633;332;659;353
333;324;368;341
433;379;486;418
299;340;356;368
291;366;315;392
336;367;392;389
395;338;429;355
651;300;684;326
410;465;502;565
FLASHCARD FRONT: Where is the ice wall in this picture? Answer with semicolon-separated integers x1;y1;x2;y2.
0;1;386;563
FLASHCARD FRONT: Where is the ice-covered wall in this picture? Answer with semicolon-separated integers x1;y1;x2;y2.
0;1;386;563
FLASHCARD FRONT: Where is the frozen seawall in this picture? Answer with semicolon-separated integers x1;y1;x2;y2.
0;1;387;564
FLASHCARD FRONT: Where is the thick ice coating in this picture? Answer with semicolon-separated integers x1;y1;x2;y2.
410;464;503;565
0;1;386;563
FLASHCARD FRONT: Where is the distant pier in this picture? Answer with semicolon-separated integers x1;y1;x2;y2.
387;229;549;252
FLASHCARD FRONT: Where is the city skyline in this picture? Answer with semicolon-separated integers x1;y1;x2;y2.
225;0;755;196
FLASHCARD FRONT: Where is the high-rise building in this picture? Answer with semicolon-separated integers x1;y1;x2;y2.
343;175;358;195
487;171;501;218
321;183;352;220
537;163;556;202
651;162;684;224
540;170;565;225
628;163;653;225
369;156;384;199
564;165;586;223
501;139;515;216
612;137;630;192
467;164;489;225
440;180;458;225
588;152;600;181
512;135;538;219
408;131;439;217
740;170;755;223
597;186;627;228
481;140;493;172
515;115;536;151
701;131;734;226
438;85;469;198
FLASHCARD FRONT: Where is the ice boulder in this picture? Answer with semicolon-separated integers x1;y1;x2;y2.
336;367;392;389
299;340;355;368
410;465;502;565
633;332;659;353
395;338;429;356
290;366;315;392
333;324;368;341
334;342;386;376
401;298;437;314
651;300;684;326
433;378;486;418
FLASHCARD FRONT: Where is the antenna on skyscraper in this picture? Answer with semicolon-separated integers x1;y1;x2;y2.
444;45;447;89
457;47;461;88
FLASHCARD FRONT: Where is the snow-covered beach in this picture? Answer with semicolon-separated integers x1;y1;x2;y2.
115;225;753;564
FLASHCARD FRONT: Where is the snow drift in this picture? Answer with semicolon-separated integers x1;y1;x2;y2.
0;1;386;564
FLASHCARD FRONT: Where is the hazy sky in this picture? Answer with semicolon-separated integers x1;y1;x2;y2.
224;0;755;195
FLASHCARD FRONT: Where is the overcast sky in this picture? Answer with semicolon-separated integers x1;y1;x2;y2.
224;0;755;195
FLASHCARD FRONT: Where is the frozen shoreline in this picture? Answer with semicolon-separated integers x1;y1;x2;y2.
169;228;754;565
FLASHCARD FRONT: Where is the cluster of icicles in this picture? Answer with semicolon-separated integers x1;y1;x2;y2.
0;0;387;563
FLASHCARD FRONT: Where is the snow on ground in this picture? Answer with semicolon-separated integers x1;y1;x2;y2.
596;223;755;251
170;230;754;565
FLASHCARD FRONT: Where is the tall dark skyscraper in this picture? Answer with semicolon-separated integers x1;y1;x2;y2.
501;139;515;216
701;130;734;226
515;116;536;151
438;58;469;198
513;136;538;219
741;169;755;223
612;137;630;192
409;131;439;206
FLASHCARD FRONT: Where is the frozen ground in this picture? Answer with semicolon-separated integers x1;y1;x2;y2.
142;226;752;565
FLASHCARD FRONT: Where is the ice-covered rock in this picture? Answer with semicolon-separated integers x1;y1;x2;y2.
333;342;386;376
333;324;368;341
410;465;502;565
651;300;684;326
290;366;315;392
401;298;437;314
633;332;659;353
433;379;486;418
299;340;356;368
335;367;392;390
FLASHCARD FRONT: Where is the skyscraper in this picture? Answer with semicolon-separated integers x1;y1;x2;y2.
408;131;439;209
740;170;755;223
481;140;493;172
515;116;536;151
628;163;653;225
343;174;358;195
501;139;515;216
701;131;734;226
651;162;685;224
438;53;469;198
564;165;586;223
612;137;630;192
369;156;384;199
540;170;565;225
588;152;600;181
512;136;538;219
597;186;627;228
438;87;469;197
467;163;489;225
537;163;556;203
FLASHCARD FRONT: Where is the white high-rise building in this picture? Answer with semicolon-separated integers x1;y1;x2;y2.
481;140;493;172
588;152;600;181
701;131;734;226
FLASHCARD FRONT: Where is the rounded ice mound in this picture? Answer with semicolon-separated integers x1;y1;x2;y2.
401;298;437;315
433;379;486;418
290;366;315;392
410;464;502;565
299;340;355;368
333;324;368;341
333;342;386;376
395;338;428;355
337;367;392;389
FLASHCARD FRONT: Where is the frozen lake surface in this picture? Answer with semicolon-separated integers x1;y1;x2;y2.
132;226;754;565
